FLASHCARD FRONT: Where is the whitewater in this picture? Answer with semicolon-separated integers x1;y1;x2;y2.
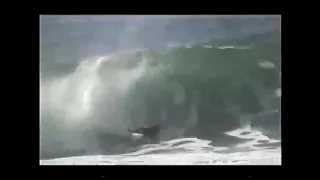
40;126;281;165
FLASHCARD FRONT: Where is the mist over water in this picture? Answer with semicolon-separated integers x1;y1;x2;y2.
40;15;281;164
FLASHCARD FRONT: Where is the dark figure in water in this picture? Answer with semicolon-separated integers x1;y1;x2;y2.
127;124;161;144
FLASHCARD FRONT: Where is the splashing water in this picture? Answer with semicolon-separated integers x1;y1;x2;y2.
40;53;148;157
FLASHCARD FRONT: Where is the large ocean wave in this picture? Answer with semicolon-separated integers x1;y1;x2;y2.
40;31;280;159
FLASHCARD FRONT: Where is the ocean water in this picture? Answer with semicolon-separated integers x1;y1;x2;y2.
40;15;281;165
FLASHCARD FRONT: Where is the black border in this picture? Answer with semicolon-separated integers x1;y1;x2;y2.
39;165;282;178
11;13;286;178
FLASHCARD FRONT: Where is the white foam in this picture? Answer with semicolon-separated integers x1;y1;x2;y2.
217;46;249;50
258;60;276;69
40;136;281;165
40;147;280;165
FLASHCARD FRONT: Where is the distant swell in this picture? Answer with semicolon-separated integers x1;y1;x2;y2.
40;33;280;159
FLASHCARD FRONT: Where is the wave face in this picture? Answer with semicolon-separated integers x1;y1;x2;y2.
40;16;280;160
